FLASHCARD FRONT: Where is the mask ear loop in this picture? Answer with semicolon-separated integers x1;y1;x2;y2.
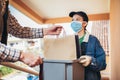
83;21;88;30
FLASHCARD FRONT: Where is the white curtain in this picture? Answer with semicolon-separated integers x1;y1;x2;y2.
91;20;110;56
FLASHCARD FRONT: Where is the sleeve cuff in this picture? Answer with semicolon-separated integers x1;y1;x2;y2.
90;57;97;66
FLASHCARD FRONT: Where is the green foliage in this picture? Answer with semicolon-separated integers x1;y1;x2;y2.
0;66;13;76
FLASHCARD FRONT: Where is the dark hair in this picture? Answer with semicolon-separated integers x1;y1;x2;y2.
69;11;89;22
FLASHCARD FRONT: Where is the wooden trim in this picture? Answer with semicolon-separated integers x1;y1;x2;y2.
45;17;72;24
45;13;109;24
89;13;109;21
10;0;44;24
110;0;120;79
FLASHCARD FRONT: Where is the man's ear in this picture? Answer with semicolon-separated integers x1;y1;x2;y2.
82;21;88;28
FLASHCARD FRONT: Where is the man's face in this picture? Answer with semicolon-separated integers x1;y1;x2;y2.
72;14;87;30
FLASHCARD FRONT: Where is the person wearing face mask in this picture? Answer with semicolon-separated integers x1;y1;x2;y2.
69;11;106;80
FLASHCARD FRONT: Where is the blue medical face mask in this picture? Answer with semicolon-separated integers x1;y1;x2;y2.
70;21;82;33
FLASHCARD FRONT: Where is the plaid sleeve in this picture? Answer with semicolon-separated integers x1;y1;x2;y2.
0;42;21;62
8;13;43;39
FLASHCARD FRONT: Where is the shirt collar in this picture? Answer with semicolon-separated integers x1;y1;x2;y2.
82;31;90;42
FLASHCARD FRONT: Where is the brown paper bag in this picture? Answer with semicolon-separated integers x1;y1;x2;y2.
43;35;81;60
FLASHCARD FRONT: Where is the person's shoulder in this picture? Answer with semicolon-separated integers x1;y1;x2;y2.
89;35;100;44
89;34;97;39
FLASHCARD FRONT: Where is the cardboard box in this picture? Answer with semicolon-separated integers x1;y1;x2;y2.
43;60;84;80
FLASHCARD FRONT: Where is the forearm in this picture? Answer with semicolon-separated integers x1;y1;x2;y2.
0;42;21;62
8;13;44;38
87;56;106;71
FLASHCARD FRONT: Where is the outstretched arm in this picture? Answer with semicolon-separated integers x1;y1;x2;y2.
8;13;62;39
